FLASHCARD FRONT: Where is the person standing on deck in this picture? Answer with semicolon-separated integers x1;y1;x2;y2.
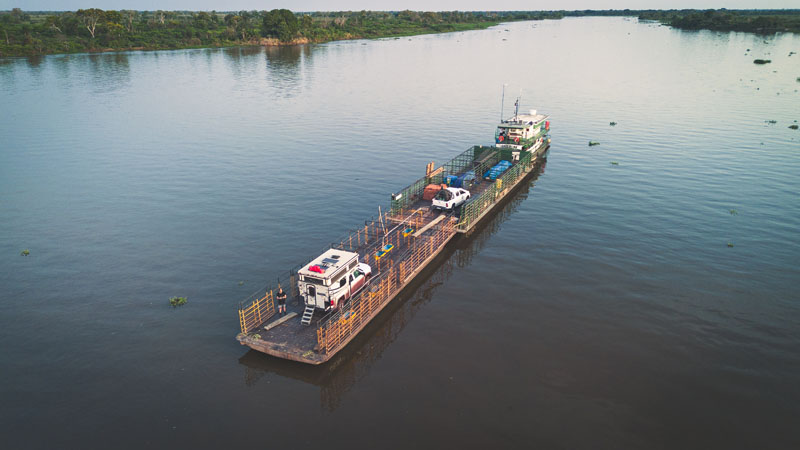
276;287;287;316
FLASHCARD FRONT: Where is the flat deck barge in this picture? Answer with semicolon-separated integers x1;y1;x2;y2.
237;109;551;364
237;144;550;364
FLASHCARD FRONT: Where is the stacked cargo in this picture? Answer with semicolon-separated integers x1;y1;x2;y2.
483;160;512;181
422;183;448;201
445;171;477;189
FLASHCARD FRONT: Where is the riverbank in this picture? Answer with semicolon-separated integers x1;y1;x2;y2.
0;9;557;57
3;8;796;58
637;9;800;34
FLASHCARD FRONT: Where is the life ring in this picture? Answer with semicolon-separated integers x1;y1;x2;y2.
514;137;520;143
498;135;504;142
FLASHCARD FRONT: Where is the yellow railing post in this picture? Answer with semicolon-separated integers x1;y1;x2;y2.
239;309;247;334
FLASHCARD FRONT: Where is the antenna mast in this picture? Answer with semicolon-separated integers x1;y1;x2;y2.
500;83;508;122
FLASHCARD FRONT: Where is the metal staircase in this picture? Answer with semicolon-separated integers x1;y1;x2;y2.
301;305;315;326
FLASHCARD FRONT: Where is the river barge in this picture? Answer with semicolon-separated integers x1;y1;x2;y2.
236;105;551;364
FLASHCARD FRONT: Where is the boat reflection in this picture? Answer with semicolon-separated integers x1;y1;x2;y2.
238;159;548;410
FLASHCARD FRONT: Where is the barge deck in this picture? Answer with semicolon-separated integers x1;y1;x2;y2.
237;142;550;364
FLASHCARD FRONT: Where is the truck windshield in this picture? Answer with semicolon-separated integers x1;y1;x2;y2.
435;190;452;201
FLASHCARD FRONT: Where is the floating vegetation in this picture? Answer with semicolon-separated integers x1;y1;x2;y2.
20;249;30;256
766;120;777;124
169;296;188;308
790;125;799;130
609;121;617;126
796;77;800;82
727;242;735;248
238;280;245;286
753;59;771;64
790;51;796;56
589;141;600;146
729;209;738;215
610;161;619;165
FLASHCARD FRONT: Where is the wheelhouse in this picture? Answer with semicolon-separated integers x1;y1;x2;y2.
495;109;550;160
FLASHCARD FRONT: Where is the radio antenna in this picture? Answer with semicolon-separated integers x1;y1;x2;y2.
500;83;508;122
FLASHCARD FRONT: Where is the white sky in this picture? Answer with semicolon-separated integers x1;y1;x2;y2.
2;1;797;12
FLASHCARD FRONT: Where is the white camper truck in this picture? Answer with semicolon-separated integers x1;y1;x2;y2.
297;249;372;318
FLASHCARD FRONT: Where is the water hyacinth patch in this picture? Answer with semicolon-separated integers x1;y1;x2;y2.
169;296;188;308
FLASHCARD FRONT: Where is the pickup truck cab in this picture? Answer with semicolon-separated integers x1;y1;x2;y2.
431;187;471;211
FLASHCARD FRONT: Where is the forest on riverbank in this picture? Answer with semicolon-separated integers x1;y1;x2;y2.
0;9;560;56
637;9;800;34
1;8;798;57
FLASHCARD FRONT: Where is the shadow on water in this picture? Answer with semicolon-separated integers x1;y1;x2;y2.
222;45;263;61
80;53;131;93
25;55;44;69
264;45;311;97
221;45;264;81
238;158;548;410
219;45;312;96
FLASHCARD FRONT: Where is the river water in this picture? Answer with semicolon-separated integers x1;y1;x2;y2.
1;16;799;449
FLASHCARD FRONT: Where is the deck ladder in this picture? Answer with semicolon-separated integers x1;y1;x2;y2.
301;305;315;326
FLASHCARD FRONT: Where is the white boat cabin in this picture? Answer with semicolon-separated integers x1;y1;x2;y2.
495;109;550;159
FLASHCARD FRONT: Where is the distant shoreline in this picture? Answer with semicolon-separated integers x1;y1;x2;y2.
1;9;798;58
0;28;498;58
0;23;505;58
0;9;542;58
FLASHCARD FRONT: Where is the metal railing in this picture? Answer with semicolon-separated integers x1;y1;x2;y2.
237;266;302;334
389;145;499;214
316;219;456;354
456;149;537;231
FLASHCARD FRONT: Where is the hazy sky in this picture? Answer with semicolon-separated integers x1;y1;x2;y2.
2;1;797;12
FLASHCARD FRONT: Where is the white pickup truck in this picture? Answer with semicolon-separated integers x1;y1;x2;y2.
431;187;471;211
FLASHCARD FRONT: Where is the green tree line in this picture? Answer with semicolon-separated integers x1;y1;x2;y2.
637;9;800;33
0;8;561;57
1;8;797;57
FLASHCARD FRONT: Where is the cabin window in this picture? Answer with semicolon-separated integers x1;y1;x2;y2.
305;276;323;285
339;278;347;288
353;269;362;278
